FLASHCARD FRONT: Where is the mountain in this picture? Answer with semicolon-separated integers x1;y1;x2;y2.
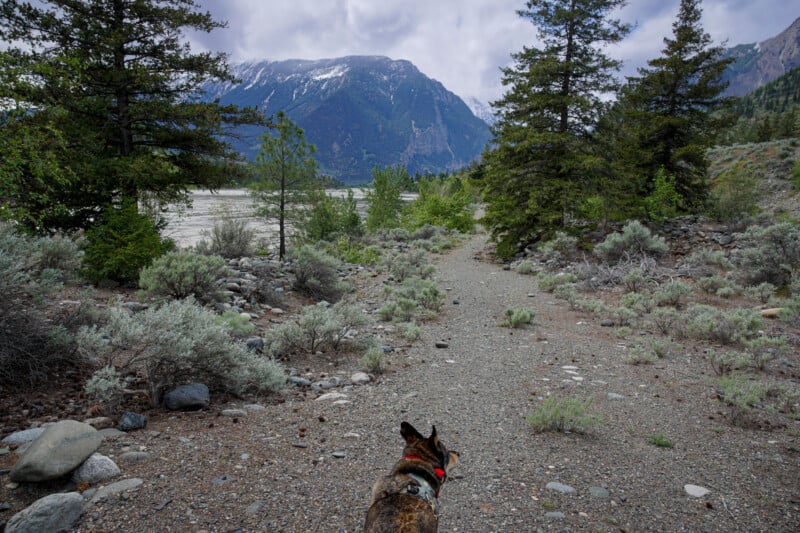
721;17;800;97
466;97;497;126
201;56;491;185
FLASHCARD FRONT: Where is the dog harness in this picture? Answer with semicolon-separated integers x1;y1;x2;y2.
401;454;447;513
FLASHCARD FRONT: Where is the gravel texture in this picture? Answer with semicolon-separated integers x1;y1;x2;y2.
2;230;799;532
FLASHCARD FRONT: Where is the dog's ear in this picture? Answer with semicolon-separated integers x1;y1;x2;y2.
427;425;439;448
400;421;424;443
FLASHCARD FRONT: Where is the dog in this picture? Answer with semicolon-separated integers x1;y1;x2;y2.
364;421;459;532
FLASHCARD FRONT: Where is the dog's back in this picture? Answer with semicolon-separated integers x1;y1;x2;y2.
364;422;458;533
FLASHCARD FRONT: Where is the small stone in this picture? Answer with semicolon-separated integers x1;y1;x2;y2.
83;417;113;430
88;478;144;505
350;372;371;385
435;341;449;348
118;412;147;432
245;501;264;516
545;511;565;519
292;442;308;449
5;492;83;533
589;486;610;498
607;393;625;400
601;319;614;327
72;453;120;485
288;376;312;387
684;484;710;497
315;392;348;402
452;299;460;305
0;447;9;456
545;482;576;494
243;404;266;411
332;451;346;458
118;451;150;464
211;475;235;486
343;432;360;439
221;409;247;417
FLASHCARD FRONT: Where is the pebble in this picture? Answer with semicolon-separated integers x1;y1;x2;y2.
545;482;576;494
221;409;247;417
545;511;565;519
332;451;346;458
435;341;449;348
684;484;710;497
607;393;625;400
315;392;348;402
589;486;610;498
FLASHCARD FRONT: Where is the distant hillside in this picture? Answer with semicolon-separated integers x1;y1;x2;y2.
721;17;800;97
200;56;491;185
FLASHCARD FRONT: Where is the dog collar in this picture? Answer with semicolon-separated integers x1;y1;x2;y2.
403;455;447;483
406;473;438;514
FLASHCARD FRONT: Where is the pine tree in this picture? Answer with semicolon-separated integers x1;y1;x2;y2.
250;111;321;260
0;0;263;233
618;0;732;211
480;0;630;257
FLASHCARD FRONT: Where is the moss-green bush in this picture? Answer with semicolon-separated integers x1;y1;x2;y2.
504;307;535;328
594;221;668;263
290;245;350;302
138;251;228;304
687;305;763;345
198;216;255;258
527;397;600;434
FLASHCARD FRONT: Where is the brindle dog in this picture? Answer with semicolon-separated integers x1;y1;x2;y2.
364;422;459;533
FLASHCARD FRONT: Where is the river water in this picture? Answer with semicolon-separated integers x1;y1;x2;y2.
161;189;415;248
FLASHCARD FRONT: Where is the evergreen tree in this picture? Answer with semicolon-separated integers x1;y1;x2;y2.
481;0;630;257
250;111;321;260
618;0;732;211
0;0;263;233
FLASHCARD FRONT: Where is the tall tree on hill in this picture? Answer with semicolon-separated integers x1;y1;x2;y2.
250;111;321;260
617;0;733;212
0;0;263;233
480;0;630;257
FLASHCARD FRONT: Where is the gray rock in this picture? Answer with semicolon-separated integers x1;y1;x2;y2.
163;383;210;411
589;486;610;498
245;501;265;516
98;428;127;439
435;341;449;348
211;475;235;486
5;492;83;533
545;511;565;519
245;337;264;353
243;404;266;411
600;319;614;327
83;417;113;430
1;428;46;445
118;412;147;432
545;482;576;494
607;393;625;400
221;409;247;417
117;451;150;464
350;372;371;385
332;451;346;458
288;376;312;387
10;420;102;483
315;392;348;402
684;484;710;497
72;453;120;485
88;478;144;505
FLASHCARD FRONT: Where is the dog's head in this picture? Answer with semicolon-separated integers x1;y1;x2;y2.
400;421;459;480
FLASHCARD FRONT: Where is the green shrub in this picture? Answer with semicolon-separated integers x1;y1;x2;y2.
380;277;442;322
366;164;406;231
305;189;363;242
644;168;682;223
650;307;682;336
708;162;761;223
611;306;638;326
538;272;578;292
77;297;285;405
716;375;769;410
199;216;255;258
30;232;84;282
648;432;674;448
360;346;385;374
621;291;654;316
625;346;658;365
382;248;435;281
744;282;776;304
735;222;800;287
653;281;692;308
83;202;174;283
685;249;732;271
290;245;350;302
744;336;791;371
505;307;535;328
84;365;128;412
594;221;668;263
707;348;751;375
687;305;763;345
327;301;370;350
328;237;381;266
216;311;255;338
296;303;339;353
527;397;600;434
622;267;654;293
538;231;578;266
399;322;422;341
696;275;740;297
402;175;475;232
138;251;228;304
513;259;536;275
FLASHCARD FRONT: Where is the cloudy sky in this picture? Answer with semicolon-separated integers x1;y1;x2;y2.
190;1;799;104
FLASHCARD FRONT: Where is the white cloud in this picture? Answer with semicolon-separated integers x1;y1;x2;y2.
191;0;799;104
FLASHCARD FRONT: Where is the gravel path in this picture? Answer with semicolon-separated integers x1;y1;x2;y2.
3;229;798;532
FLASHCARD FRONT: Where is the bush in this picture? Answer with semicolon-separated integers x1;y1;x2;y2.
707;349;751;375
399;322;422;341
744;282;776;304
684;249;732;271
538;272;578;292
0;224;83;389
735;222;800;287
696;275;738;296
382;247;435;281
648;433;674;448
653;281;692;308
199;216;255;258
30;233;84;282
513;259;536;275
365;164;406;231
360;347;385;374
625;346;658;365
138;251;228;304
620;292;654;316
650;307;682;336
505;307;535;328
84;365;128;412
744;336;791;371
290;245;350;302
77;297;285;405
687;305;763;345
83;202;174;283
304;189;363;242
622;267;654;293
538;231;578;267
594;221;668;263
527;397;600;433
380;277;443;322
216;311;255;338
403;175;475;232
708;162;761;223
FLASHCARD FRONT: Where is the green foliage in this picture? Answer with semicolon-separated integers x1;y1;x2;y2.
527;397;601;434
716;375;769;410
622;268;654;293
138;251;228;304
480;0;630;256
653;281;692;308
649;307;682;336
216;311;255;339
380;277;443;323
0;224;85;389
290;246;350;302
381;247;435;281
83;202;174;284
620;291;654;316
504;307;535;328
648;433;674;448
687;304;763;345
625;346;659;365
594;221;668;263
305;189;363;242
77;297;285;406
708;161;761;223
744;336;790;371
265;301;368;356
735;222;800;287
250;110;322;260
707;349;751;375
696;275;738;296
644;168;682;222
399;322;422;341
199;216;255;259
538;231;578;266
743;282;776;304
360;347;385;374
327;237;382;266
366;164;406;231
513;260;536;275
84;366;128;412
538;272;578;292
403;175;475;232
0;0;263;234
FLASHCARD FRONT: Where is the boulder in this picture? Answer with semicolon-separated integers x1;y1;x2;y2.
1;428;46;445
118;412;147;432
163;383;210;410
72;453;120;484
10;420;102;483
5;492;83;533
